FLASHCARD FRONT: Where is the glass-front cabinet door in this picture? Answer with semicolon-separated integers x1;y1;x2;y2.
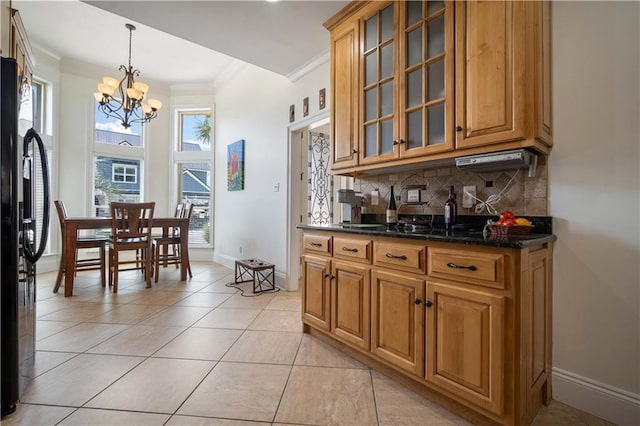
359;1;397;166
399;0;454;157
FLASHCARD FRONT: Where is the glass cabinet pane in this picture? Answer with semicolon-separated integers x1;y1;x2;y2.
365;15;378;50
427;14;445;58
427;103;445;145
365;124;377;157
427;1;445;16
407;1;422;26
407;110;423;149
380;82;393;116
365;51;377;86
407;28;422;67
365;88;377;121
381;5;393;41
381;119;393;153
407;69;422;107
427;59;445;101
381;43;394;78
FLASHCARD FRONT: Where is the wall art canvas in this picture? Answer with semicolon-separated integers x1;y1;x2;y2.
227;139;245;191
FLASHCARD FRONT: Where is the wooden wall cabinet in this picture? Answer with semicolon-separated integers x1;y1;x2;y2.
10;9;34;93
325;0;552;175
300;229;553;425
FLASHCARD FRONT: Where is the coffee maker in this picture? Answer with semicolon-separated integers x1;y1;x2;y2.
337;189;364;224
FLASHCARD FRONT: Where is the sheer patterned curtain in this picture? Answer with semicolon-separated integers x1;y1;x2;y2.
307;131;333;225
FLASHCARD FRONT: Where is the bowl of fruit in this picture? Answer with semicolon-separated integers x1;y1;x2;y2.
486;211;534;236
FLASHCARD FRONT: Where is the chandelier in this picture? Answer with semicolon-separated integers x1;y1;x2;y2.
94;23;162;129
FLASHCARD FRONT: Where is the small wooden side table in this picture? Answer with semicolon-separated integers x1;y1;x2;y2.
234;259;275;293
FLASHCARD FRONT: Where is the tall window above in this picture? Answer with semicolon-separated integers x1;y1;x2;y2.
179;111;211;152
95;102;142;146
32;80;44;133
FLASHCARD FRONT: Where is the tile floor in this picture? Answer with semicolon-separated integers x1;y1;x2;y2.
3;262;614;425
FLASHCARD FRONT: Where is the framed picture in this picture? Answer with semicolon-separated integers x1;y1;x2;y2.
289;104;295;123
227;139;245;191
303;97;309;117
319;88;326;110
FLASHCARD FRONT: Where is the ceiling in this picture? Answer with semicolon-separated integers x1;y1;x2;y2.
12;0;349;86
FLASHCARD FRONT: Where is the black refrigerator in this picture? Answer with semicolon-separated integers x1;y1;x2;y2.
1;57;50;417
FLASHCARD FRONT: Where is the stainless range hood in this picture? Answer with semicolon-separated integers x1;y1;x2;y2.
455;149;538;177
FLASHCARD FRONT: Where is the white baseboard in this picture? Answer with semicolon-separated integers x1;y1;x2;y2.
552;368;640;425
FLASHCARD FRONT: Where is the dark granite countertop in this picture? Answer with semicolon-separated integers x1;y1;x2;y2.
297;222;557;249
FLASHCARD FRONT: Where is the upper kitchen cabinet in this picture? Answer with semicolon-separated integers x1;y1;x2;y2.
10;9;34;92
455;1;552;150
324;0;552;175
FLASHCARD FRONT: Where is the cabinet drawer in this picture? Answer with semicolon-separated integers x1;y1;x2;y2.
427;248;505;289
333;237;372;263
373;242;426;274
303;234;332;255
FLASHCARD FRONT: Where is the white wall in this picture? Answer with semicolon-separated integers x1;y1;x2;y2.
550;2;640;424
213;61;329;290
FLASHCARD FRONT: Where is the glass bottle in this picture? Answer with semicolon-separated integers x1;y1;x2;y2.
386;185;398;227
444;185;457;229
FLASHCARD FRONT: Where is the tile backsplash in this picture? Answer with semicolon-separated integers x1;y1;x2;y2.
353;156;548;217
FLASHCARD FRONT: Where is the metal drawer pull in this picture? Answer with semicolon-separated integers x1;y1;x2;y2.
309;242;323;247
385;253;407;260
447;262;477;271
342;247;358;252
323;273;336;280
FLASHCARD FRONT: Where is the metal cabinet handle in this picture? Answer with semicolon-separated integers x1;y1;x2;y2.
425;300;433;308
352;149;358;154
455;125;463;132
414;298;422;305
447;262;477;271
323;273;336;280
385;253;407;260
342;247;358;252
309;242;323;247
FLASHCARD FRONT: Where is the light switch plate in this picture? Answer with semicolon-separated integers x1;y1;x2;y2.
371;190;379;206
462;185;476;208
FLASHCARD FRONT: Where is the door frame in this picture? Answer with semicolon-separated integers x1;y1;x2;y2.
286;111;329;291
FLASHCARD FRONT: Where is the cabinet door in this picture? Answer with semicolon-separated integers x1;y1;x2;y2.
302;255;331;331
371;269;425;376
426;280;504;415
331;18;360;169
359;1;399;166
331;261;370;350
398;1;455;158
455;0;525;148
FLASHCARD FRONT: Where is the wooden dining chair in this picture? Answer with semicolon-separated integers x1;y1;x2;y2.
53;200;107;293
152;200;193;282
108;201;155;292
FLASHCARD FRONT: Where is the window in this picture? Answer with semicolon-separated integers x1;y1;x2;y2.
173;108;213;246
112;163;137;183
94;103;142;146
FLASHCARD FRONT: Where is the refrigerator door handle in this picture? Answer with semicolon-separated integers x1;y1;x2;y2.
22;128;50;264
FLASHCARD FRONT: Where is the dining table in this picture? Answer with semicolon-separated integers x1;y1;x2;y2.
57;216;191;297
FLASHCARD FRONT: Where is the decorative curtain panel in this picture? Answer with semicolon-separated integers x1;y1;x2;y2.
307;131;333;225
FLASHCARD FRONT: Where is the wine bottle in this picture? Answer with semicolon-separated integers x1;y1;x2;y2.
386;185;398;227
444;185;457;229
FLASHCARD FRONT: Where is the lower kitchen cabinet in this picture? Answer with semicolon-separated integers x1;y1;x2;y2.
371;269;425;376
301;255;331;331
331;261;371;350
426;280;505;415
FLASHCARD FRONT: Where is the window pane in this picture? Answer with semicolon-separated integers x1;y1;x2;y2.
365;51;377;86
427;1;445;16
407;28;422;67
365;14;378;50
381;119;394;154
365;88;377;121
179;112;211;152
427;14;445;58
407;110;423;149
95;103;142;146
178;162;211;244
407;1;422;26
407;69;422;107
32;81;43;133
428;103;445;145
365;123;377;157
381;5;393;41
381;43;394;79
380;81;393;116
427;58;445;101
94;156;141;216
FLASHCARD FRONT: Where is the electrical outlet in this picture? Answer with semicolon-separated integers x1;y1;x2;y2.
462;185;476;208
371;190;379;206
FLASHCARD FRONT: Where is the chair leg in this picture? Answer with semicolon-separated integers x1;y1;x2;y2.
154;243;160;283
112;249;119;293
54;249;65;293
100;244;106;288
145;247;152;288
